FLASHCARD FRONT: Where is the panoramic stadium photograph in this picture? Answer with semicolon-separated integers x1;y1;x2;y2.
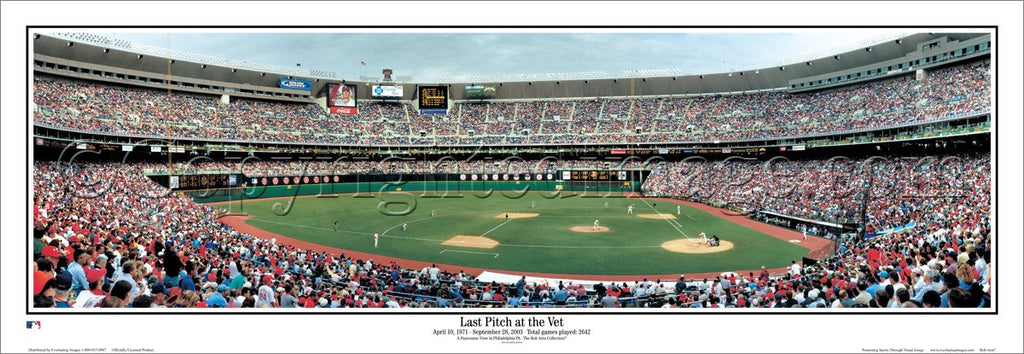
28;29;994;312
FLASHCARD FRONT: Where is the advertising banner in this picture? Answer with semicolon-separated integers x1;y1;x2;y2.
279;78;312;91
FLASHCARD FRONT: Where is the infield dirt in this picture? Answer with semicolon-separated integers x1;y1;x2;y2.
660;238;734;254
441;235;500;249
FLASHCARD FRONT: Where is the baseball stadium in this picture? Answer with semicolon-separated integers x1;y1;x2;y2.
30;31;993;310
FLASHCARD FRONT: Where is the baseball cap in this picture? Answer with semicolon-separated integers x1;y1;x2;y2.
877;271;889;278
218;284;229;292
55;273;72;290
262;275;273;285
152;283;167;295
41;246;61;258
86;269;107;283
319;298;328;307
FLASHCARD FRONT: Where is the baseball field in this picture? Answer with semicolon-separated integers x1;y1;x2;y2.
214;191;809;276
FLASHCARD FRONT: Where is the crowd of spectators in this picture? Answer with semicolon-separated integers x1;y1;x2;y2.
145;159;647;177
641;153;991;308
33;62;990;146
642;154;989;231
33;152;991;309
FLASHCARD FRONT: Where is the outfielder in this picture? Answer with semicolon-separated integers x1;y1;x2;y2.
627;205;634;215
374;232;379;248
402;222;408;232
677;205;681;215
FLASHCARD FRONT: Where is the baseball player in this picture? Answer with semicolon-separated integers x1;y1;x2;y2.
699;231;709;245
374;232;379;248
531;201;536;209
677;205;681;215
402;222;408;232
604;201;609;209
431;209;436;218
333;220;338;232
627;205;634;215
593;219;601;230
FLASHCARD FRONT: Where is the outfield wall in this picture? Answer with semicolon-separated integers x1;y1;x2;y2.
188;179;640;203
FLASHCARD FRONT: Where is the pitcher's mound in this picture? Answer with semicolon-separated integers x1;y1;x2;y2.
637;213;676;219
494;213;539;219
442;235;500;249
661;239;734;254
571;226;610;233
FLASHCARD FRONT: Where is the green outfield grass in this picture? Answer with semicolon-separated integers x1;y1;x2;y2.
218;192;807;275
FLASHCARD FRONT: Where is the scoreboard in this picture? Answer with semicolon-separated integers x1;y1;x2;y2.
168;174;237;190
563;170;633;181
418;86;448;110
570;170;609;181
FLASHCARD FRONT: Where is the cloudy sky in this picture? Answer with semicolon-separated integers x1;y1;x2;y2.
86;30;908;82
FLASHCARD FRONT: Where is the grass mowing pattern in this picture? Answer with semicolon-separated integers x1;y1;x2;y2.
220;192;808;275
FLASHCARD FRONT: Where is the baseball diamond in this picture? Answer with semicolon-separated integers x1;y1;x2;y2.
212;192;810;275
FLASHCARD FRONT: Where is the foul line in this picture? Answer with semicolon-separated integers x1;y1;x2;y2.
638;198;691;239
481;219;513;237
440;249;501;258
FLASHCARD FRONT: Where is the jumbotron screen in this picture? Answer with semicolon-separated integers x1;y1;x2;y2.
465;85;497;99
327;83;357;114
418;85;448;109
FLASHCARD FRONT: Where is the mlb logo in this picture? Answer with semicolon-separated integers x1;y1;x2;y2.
26;321;40;329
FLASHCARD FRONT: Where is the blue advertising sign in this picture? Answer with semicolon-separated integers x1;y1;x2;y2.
419;109;447;115
279;78;312;91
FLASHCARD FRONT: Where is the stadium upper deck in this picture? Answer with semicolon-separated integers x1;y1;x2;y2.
32;61;989;146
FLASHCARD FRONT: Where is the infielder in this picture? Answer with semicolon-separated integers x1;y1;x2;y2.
627;205;634;215
531;201;536;209
593;219;601;230
699;231;709;245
